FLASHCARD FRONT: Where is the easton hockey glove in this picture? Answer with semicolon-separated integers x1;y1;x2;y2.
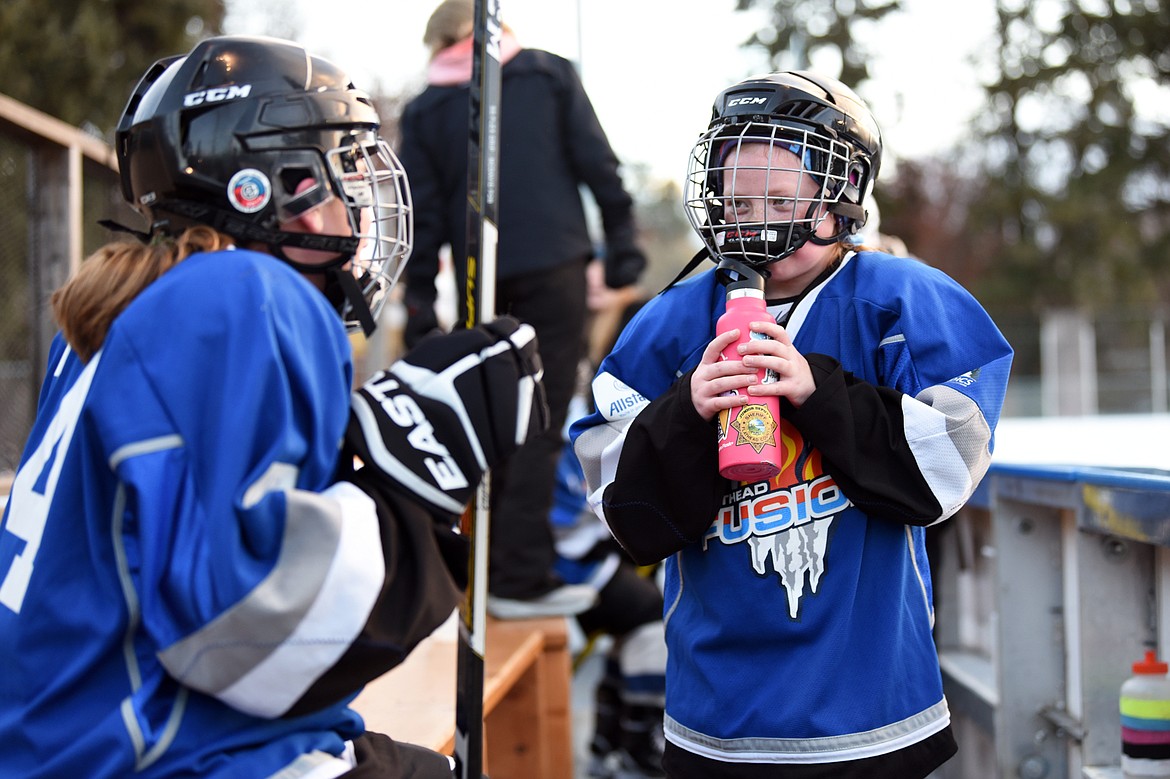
346;316;549;517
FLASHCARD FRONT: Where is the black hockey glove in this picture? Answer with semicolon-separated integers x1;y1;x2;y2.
347;316;550;517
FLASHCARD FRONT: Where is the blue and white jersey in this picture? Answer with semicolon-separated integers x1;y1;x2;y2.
0;249;384;779
571;251;1013;765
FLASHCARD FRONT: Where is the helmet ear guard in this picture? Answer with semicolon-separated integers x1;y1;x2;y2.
830;156;874;231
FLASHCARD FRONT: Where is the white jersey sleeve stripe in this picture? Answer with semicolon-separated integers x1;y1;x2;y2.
575;369;652;529
575;417;635;533
159;482;385;717
109;435;184;470
901;385;992;523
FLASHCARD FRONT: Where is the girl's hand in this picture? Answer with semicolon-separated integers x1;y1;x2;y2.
690;328;757;421
739;320;816;407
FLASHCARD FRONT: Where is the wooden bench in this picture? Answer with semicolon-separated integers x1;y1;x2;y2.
351;612;573;778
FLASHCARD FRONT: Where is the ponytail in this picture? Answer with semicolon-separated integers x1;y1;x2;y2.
51;226;232;362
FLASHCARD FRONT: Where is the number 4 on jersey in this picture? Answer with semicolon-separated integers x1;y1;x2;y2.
0;355;99;613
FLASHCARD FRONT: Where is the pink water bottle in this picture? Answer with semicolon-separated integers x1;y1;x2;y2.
715;275;782;481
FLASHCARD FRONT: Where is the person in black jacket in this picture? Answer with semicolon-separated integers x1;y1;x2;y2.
398;0;647;617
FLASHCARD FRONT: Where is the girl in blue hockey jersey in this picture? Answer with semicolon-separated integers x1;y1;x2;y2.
570;71;1013;778
0;36;546;779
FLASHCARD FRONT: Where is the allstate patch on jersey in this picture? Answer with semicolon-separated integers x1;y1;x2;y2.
593;371;649;421
227;169;271;213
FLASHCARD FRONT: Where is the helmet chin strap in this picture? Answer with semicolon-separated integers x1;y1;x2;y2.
808;228;848;246
273;248;379;337
322;266;378;336
808;207;858;247
813;201;865;245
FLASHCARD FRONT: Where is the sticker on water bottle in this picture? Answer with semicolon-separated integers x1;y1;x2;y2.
749;330;779;384
730;404;778;454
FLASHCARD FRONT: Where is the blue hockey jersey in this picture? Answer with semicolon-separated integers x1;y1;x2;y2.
0;249;387;778
571;250;1012;766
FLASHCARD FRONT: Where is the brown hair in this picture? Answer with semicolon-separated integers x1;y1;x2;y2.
52;225;233;362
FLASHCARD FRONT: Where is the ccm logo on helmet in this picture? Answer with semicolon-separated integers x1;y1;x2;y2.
183;84;253;107
727;96;768;107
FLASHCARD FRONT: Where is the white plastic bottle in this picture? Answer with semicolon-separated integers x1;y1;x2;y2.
1122;650;1170;777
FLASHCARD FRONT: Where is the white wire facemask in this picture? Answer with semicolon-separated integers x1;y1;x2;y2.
684;122;855;271
322;135;413;331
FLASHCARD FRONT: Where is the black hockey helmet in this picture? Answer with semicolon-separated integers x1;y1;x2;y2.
683;71;882;271
114;35;413;334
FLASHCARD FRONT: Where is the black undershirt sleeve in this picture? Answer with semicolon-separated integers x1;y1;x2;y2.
786;353;942;526
601;369;727;565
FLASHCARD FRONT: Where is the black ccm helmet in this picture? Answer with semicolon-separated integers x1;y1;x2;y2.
683;71;882;271
115;35;413;334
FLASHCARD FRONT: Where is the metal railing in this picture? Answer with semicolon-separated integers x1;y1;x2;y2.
934;415;1170;778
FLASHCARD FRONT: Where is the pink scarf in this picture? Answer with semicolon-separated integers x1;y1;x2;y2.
427;30;523;86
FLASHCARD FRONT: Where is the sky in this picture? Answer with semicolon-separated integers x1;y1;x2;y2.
223;0;999;186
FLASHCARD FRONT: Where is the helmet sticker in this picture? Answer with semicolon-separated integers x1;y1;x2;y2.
227;169;272;213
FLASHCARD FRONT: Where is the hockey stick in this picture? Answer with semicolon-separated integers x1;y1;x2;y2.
454;0;501;776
